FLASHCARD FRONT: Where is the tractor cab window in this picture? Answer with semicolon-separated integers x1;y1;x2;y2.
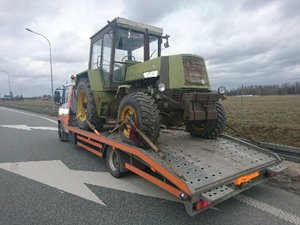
90;31;113;88
115;29;159;62
102;32;113;87
91;38;102;70
113;28;160;83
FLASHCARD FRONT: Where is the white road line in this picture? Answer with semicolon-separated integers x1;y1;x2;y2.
0;125;57;131
0;106;57;124
234;195;300;225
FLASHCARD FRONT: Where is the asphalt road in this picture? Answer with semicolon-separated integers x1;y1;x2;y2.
0;106;299;225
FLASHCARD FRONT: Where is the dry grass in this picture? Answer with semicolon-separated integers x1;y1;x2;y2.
223;95;300;147
0;99;56;108
7;99;56;107
2;96;300;147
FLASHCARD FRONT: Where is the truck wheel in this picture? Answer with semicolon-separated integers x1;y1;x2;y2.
76;78;104;131
186;101;226;139
106;147;125;178
118;92;160;148
58;122;68;142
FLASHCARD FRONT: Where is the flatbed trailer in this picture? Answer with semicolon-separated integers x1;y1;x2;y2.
61;124;285;216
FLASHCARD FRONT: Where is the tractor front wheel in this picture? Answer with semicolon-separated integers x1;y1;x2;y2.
186;101;226;139
118;92;160;148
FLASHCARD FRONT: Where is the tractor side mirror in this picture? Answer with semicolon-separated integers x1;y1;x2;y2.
162;34;170;48
54;90;61;106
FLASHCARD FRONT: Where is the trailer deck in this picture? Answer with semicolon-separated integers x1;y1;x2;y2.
144;130;280;191
66;125;285;216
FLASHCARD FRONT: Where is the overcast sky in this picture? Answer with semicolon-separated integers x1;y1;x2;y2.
0;0;299;97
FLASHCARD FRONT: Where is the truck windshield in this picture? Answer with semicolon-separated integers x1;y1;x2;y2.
115;28;159;62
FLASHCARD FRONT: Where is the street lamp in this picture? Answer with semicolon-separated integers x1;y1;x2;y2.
0;69;12;98
25;28;54;97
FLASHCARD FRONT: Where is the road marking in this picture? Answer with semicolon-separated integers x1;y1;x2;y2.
234;195;300;225
0;159;299;222
0;160;178;206
0;107;57;124
0;124;57;131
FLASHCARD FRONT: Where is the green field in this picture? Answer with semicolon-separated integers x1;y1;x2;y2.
223;95;300;147
1;95;300;147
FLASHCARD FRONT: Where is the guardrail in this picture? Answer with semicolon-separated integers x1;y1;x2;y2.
257;142;300;163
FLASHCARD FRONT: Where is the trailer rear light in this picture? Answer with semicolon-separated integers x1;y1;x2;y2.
193;200;209;211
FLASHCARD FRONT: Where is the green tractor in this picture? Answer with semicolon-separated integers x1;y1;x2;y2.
75;17;227;147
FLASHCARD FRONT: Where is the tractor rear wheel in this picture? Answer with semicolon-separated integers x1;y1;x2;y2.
118;92;160;148
186;101;226;139
76;78;104;131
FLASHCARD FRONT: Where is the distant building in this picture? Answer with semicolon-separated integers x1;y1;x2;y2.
2;95;12;101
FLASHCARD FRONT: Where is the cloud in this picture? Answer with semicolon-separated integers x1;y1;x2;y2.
0;0;299;96
122;0;188;23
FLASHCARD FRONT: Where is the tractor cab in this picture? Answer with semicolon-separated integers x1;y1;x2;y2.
88;17;165;90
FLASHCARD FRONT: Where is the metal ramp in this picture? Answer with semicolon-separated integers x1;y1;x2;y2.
140;130;281;193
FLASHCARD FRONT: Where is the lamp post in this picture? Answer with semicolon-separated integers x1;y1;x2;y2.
0;69;12;98
25;28;53;97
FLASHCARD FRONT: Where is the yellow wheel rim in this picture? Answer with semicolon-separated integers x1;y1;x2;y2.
77;89;87;122
120;105;138;138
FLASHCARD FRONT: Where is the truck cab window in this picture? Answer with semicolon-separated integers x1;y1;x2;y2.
62;86;69;105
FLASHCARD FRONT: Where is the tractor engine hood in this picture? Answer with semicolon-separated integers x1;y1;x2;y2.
125;54;211;90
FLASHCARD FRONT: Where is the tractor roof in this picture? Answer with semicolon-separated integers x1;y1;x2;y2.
113;17;163;36
90;17;163;40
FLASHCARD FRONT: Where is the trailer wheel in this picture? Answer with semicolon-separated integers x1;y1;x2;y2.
186;101;226;139
58;121;68;142
106;147;125;178
118;92;160;148
76;78;104;131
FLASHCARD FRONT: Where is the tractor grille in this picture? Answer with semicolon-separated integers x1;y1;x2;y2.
182;56;208;86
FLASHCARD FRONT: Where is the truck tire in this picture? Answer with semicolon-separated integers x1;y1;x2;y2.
186;101;226;139
106;147;125;178
76;78;104;131
58;121;68;142
118;92;160;148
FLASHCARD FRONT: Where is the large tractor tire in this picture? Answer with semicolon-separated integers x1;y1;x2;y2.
76;78;104;131
186;101;226;139
118;92;160;148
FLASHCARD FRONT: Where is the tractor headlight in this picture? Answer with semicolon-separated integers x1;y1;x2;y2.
218;86;226;95
157;82;166;92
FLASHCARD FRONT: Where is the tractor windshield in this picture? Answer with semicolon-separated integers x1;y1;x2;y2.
114;28;160;63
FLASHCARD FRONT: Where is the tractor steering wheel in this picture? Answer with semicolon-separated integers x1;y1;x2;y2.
121;55;136;62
